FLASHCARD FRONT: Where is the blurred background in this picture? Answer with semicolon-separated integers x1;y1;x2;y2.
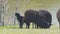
0;0;60;27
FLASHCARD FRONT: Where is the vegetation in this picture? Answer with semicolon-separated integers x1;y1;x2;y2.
0;25;60;34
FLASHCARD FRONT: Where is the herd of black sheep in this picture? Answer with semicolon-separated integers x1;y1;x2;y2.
15;9;60;29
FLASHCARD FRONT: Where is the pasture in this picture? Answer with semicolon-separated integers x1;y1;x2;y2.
0;24;60;34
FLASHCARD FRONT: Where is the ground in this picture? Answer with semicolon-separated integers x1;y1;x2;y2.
0;25;60;34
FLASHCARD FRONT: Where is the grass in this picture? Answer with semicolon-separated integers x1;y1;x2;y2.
0;25;60;34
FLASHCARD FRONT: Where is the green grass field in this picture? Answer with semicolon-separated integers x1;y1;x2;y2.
0;25;60;34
